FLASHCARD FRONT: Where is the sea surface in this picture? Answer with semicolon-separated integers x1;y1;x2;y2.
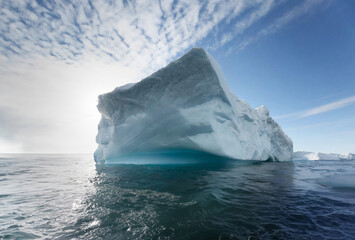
1;154;355;240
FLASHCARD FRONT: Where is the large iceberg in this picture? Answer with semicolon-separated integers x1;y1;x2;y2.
94;48;293;162
293;151;355;160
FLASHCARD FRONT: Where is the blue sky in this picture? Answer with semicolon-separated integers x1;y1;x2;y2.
0;0;354;154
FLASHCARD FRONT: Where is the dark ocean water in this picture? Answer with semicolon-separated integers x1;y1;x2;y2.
1;154;355;240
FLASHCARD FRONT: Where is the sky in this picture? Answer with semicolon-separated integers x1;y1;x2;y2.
0;0;354;154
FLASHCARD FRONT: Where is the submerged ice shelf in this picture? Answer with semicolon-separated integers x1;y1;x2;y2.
94;48;293;162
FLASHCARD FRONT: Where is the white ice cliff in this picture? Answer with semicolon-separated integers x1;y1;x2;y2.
293;151;355;160
94;48;293;162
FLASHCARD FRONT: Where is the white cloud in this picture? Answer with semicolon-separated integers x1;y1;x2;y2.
0;0;325;70
0;0;285;74
0;0;328;153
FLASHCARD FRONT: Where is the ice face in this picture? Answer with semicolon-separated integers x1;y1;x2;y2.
94;48;293;162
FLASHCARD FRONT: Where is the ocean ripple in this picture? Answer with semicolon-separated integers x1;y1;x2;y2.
0;154;355;239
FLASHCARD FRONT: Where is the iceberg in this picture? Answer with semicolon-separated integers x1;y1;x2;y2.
293;151;355;160
94;48;293;162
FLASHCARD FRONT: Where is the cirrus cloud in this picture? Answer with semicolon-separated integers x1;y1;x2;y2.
0;0;329;153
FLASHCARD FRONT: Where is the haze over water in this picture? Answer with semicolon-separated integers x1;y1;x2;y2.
1;154;355;239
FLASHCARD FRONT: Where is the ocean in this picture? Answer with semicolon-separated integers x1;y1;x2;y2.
1;154;355;239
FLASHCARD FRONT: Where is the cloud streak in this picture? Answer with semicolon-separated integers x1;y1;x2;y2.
275;95;355;120
228;0;326;54
300;96;355;118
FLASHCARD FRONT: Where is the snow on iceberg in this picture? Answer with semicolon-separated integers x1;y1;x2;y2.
293;151;355;160
94;48;293;162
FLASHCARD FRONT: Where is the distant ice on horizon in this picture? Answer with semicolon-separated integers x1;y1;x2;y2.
293;151;355;160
